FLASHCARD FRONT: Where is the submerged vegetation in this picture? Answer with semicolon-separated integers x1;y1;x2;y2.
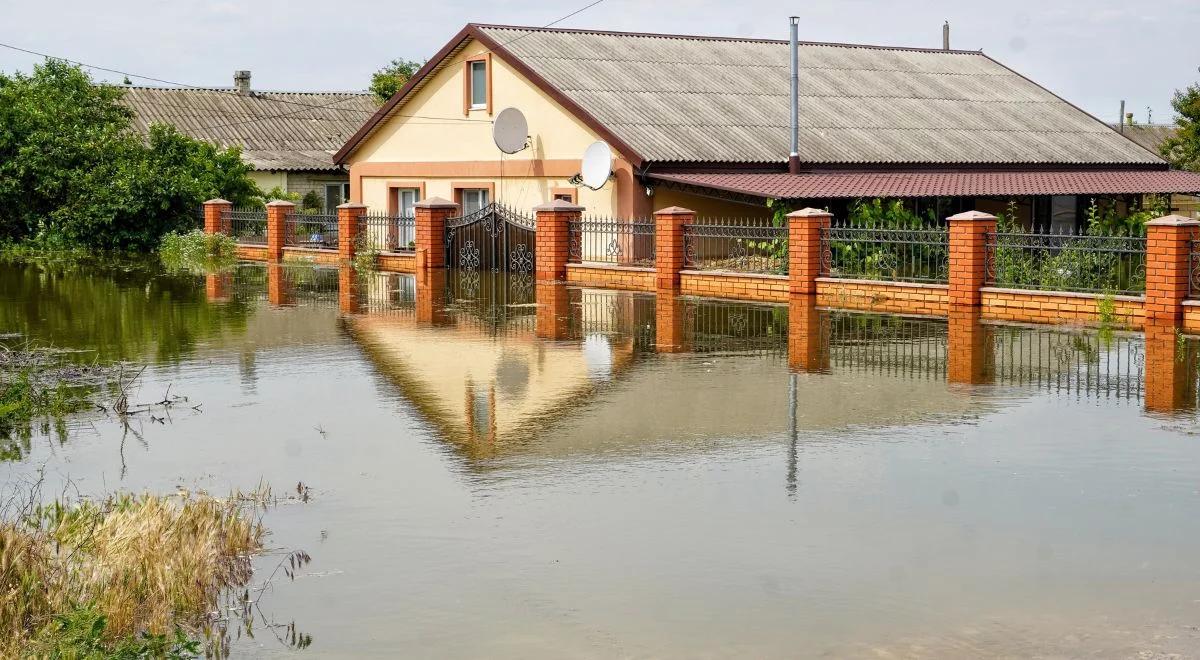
0;344;120;452
159;230;238;274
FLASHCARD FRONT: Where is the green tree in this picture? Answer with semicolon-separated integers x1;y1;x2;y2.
0;60;259;251
1161;82;1200;171
369;58;424;103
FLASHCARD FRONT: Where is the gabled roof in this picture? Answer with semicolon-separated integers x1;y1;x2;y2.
335;24;1163;169
122;86;378;172
1107;123;1177;157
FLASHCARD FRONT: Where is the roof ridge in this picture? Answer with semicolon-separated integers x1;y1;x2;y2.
472;23;985;55
122;85;371;96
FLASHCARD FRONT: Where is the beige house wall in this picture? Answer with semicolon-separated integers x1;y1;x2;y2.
249;170;287;194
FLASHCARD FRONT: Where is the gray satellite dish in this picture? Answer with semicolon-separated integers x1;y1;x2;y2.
492;107;528;154
580;141;612;190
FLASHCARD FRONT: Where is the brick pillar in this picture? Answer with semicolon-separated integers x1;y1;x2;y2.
534;199;583;282
787;294;829;373
948;210;997;307
947;307;995;385
414;197;459;270
655;290;690;352
266;263;293;307
1144;215;1200;324
265;200;293;262
655;206;694;290
416;267;449;325
1144;320;1198;414
535;282;574;340
338;265;362;314
787;208;833;295
337;203;367;263
203;199;232;235
205;272;231;303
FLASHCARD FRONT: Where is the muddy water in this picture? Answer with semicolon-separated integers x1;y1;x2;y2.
3;258;1200;658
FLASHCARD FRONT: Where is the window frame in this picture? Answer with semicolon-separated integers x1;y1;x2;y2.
462;54;492;116
453;182;495;215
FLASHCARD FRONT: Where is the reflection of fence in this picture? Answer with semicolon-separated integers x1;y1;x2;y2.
985;231;1146;295
284;212;338;249
821;226;949;283
827;312;947;378
568;216;655;266
572;290;656;350
442;270;537;337
689;300;788;356
359;213;416;253
225;208;268;245
362;272;417;316
683;219;788;275
991;325;1144;399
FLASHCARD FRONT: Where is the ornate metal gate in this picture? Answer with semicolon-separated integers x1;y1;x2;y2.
444;203;536;274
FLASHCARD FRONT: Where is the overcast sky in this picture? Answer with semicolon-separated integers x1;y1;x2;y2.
1;0;1196;125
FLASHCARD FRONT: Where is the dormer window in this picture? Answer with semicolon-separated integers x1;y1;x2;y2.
463;54;491;115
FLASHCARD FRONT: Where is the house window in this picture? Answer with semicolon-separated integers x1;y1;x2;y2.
460;188;490;214
396;188;419;217
469;61;487;109
463;55;490;114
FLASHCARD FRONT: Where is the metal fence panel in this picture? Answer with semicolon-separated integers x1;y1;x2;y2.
985;231;1146;295
820;226;949;283
568;216;655;266
683;218;788;275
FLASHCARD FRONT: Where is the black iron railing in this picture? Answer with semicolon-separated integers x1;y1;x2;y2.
567;216;655;267
1190;239;1200;299
226;207;268;245
984;231;1146;295
683;218;788;275
284;212;338;249
820;226;949;284
359;213;415;253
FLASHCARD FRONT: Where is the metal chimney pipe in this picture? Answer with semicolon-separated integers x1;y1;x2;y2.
1119;100;1125;133
789;16;800;175
942;21;950;50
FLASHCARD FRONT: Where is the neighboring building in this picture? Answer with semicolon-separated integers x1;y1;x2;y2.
335;24;1200;228
1108;123;1178;155
123;71;378;210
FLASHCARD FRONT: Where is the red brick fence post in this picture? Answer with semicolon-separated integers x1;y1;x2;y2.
947;210;997;307
265;200;293;262
787;208;832;295
1145;214;1200;324
337;203;367;263
655;206;694;290
534;199;583;282
203;199;232;236
414;197;459;270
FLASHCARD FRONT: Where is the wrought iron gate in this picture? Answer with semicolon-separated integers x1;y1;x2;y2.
444;203;536;274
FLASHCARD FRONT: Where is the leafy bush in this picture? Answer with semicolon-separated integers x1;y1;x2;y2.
159;230;237;274
370;58;425;103
0;61;259;251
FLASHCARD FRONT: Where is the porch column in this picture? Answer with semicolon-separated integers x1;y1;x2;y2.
655;206;694;290
337;203;367;263
787;208;832;295
265;200;293;262
414;197;459;270
1144;215;1200;324
534;199;583;282
947;308;995;385
203;199;232;236
787;294;828;373
947;210;997;307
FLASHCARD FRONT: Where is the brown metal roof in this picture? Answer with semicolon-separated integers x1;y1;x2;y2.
648;170;1200;200
121;87;377;172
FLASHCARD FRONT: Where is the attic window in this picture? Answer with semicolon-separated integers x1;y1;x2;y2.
463;55;491;115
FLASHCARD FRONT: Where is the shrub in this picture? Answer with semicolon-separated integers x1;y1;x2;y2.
159;230;237;274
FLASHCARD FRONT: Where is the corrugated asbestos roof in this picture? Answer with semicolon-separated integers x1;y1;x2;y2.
1107;124;1176;156
649;170;1200;200
121;87;377;171
475;25;1162;166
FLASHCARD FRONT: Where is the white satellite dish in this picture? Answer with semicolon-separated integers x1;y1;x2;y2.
580;141;612;190
492;107;529;154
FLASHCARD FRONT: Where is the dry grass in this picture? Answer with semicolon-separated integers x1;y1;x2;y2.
0;487;266;656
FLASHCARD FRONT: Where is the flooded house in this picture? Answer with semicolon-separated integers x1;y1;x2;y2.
334;24;1200;228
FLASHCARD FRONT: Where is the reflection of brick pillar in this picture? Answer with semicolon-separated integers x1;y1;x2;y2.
205;272;231;303
535;282;573;339
338;266;362;314
1145;215;1200;324
266;263;293;307
947;307;995;385
414;197;459;270
1144;320;1197;413
416;267;449;325
788;208;832;295
534;199;582;282
655;206;694;290
787;294;828;373
655;290;689;352
265;200;293;262
948;210;997;307
337;203;366;263
203;199;232;235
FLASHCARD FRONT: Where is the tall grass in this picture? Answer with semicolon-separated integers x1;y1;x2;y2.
0;488;267;656
159;230;237;274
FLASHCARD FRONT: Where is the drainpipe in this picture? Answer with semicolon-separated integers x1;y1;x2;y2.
789;16;800;175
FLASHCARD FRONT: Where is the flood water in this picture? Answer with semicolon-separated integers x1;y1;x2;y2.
4;257;1200;658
